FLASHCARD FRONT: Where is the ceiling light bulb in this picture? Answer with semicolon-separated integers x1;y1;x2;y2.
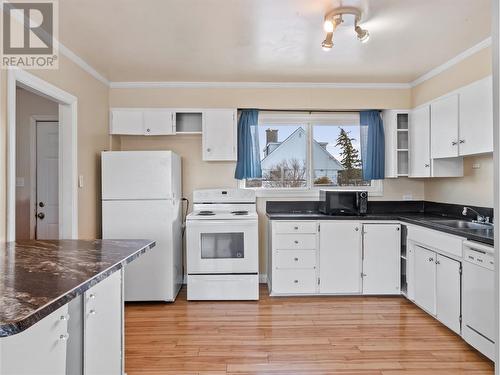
323;19;334;33
321;32;334;51
355;25;370;43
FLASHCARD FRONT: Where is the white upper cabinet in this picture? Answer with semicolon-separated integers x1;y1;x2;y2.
383;110;409;178
143;109;175;135
430;94;459;159
110;108;175;136
110;109;144;135
202;109;237;161
409;106;431;177
459;77;493;156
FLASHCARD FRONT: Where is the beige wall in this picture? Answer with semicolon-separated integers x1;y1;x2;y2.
0;54;110;241
15;88;58;239
412;47;493;208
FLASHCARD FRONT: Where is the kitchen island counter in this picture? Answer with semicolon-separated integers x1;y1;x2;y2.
0;239;155;337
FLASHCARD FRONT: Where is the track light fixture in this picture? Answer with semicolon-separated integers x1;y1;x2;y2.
322;6;370;51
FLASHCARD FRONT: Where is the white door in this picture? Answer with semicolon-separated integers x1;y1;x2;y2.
362;224;401;295
1;304;69;375
414;246;437;315
430;94;459;159
202;109;237;161
101;151;175;200
109;109;143;135
143;109;175;135
409;106;431;177
84;271;123;375
102;200;177;301
436;254;461;334
36;121;59;239
459;77;493;155
319;222;362;294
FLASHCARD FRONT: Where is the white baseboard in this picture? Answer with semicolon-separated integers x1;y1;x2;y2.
182;274;268;284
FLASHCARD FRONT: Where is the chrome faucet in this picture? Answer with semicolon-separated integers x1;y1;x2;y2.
462;206;491;224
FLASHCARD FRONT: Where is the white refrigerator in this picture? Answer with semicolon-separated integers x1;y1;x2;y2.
101;151;182;302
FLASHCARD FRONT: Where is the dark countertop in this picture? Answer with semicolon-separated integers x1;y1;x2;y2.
266;212;494;246
0;239;155;337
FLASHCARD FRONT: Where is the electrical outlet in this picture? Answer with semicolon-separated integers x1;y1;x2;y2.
402;194;413;201
78;175;84;188
472;163;481;169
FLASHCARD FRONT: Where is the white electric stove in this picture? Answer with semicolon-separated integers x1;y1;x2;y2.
186;189;259;300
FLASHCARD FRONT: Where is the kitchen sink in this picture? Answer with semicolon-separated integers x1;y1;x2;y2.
429;219;493;230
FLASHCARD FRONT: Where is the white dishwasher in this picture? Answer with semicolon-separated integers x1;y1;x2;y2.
462;240;495;360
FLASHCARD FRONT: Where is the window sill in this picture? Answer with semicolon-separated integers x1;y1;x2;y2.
242;181;384;199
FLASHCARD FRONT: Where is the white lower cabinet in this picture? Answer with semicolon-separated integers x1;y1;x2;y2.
0;304;69;375
84;271;123;375
362;224;401;294
414;245;461;334
319;222;362;294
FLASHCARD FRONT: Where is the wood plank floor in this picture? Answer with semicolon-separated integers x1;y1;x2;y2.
125;285;494;375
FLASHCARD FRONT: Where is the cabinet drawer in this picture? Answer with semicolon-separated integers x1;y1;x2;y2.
275;234;316;250
276;250;317;269
274;221;317;234
273;269;317;294
407;225;464;258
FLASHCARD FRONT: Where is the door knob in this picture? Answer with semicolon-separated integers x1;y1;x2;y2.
38;202;45;207
37;212;45;220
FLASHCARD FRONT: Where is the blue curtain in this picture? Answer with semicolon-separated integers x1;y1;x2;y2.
234;109;262;180
360;110;385;180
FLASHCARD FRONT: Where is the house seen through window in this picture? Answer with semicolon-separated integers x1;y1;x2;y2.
246;120;371;189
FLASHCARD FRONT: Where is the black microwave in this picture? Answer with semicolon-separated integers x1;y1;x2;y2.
319;191;368;216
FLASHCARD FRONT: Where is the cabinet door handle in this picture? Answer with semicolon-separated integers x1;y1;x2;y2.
436;260;440;265
88;293;96;300
424;164;430;168
452;141;458;146
459;139;465;144
89;309;97;316
429;257;434;262
59;314;70;321
59;333;69;342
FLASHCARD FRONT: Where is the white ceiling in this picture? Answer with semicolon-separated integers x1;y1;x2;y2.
59;0;491;83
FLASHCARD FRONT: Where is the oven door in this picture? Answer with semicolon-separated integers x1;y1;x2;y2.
187;219;258;274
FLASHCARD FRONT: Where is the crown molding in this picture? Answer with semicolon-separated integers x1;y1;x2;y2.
410;37;492;87
109;81;412;89
59;43;110;86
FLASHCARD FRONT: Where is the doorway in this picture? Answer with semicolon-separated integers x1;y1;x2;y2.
7;69;78;241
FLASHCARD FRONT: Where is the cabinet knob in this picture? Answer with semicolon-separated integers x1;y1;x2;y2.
355;227;359;231
59;333;69;342
294;280;299;284
294;257;299;261
294;240;299;244
59;314;70;321
429;257;434;262
146;128;151;133
424;164;430;168
206;148;211;152
88;293;96;300
436;260;441;265
89;309;97;315
452;141;458;146
459;139;465;144
294;226;299;230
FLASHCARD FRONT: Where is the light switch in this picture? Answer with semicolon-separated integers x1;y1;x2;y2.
16;177;25;187
78;175;84;188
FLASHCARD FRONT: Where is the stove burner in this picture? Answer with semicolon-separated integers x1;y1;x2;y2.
197;210;215;216
231;210;249;216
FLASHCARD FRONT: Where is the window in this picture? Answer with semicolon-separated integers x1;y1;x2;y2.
243;112;382;196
